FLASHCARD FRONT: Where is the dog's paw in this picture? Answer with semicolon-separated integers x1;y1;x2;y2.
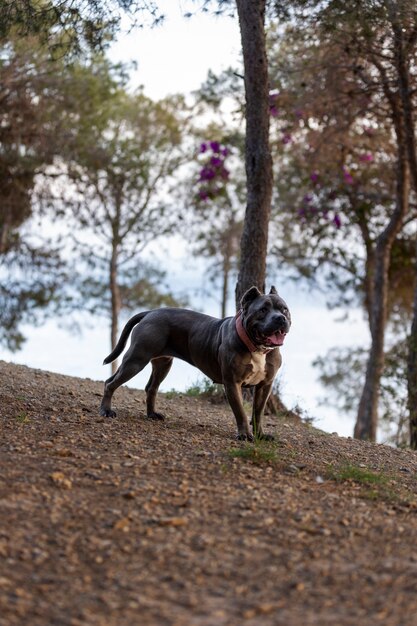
236;432;254;442
147;411;165;421
100;408;117;418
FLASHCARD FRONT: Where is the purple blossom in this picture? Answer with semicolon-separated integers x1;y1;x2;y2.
210;156;223;167
303;194;313;204
199;166;216;181
333;214;342;229
343;166;354;184
295;109;304;119
196;140;231;203
209;141;221;153
310;171;319;184
282;133;292;145
270;105;280;117
198;190;209;201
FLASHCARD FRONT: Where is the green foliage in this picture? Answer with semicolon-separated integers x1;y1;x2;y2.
58;75;188;326
0;237;71;351
266;3;417;315
184;377;225;401
313;341;410;445
0;0;164;58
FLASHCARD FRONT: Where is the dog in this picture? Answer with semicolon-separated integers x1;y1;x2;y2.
100;286;291;440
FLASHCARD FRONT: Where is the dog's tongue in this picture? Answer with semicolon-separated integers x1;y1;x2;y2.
267;331;286;346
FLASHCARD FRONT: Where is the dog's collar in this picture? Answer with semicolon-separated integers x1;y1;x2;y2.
235;311;259;353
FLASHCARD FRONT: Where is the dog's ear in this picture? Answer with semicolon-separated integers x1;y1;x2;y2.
241;286;262;312
269;286;278;295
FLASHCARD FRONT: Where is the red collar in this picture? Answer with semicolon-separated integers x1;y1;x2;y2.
235;311;258;353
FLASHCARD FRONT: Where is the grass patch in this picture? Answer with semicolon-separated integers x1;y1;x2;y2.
164;389;181;399
15;411;30;424
228;440;279;465
326;463;411;504
327;464;389;486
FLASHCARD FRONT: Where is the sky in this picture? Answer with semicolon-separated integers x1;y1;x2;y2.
2;2;372;438
109;1;242;100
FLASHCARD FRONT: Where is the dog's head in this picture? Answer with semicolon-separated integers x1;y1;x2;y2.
240;286;291;349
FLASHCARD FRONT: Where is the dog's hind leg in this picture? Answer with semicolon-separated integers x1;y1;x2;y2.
100;356;148;418
145;356;173;420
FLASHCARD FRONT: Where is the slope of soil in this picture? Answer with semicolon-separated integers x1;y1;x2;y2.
0;359;417;626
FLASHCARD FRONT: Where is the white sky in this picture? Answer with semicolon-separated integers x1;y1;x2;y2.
3;4;372;439
109;1;242;100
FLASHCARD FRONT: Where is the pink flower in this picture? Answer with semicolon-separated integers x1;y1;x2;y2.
359;153;373;162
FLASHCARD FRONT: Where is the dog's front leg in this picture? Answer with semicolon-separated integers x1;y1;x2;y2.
252;382;274;440
223;381;253;441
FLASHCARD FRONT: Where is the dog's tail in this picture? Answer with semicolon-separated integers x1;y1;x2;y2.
103;312;149;365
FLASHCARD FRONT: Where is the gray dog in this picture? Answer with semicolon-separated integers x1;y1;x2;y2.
100;286;291;440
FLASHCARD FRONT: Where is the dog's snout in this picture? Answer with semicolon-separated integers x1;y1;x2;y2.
272;312;287;326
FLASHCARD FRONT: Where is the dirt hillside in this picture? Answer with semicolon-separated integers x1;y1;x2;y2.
0;359;417;626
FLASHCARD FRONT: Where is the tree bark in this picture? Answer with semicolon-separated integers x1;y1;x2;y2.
388;11;417;448
109;243;121;375
221;253;230;319
354;113;409;441
235;0;273;307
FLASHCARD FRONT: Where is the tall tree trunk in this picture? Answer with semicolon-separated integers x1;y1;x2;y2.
389;13;417;448
354;245;392;440
235;0;273;307
110;243;121;375
221;255;230;319
0;209;12;255
354;124;409;440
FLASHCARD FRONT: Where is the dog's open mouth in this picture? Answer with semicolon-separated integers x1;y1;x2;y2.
260;330;287;347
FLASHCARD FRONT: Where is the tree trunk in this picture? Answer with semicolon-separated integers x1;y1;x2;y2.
354;125;409;441
388;8;417;448
110;244;121;375
354;246;391;441
221;255;229;319
235;0;273;307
